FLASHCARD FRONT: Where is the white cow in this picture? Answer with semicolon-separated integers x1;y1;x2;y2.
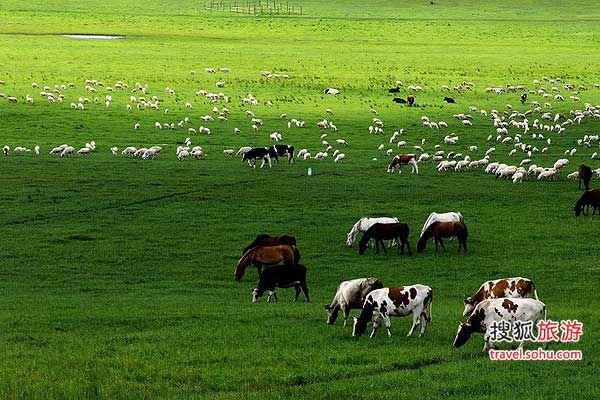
352;285;433;338
325;278;384;326
453;298;547;351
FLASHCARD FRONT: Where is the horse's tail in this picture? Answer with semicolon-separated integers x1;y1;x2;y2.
292;245;301;265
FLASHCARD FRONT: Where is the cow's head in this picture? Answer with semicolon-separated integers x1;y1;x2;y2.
366;277;384;290
346;232;354;247
463;297;477;316
357;239;369;255
324;304;340;325
251;288;263;303
453;322;474;348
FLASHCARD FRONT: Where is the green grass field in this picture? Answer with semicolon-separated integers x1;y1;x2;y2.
1;1;599;398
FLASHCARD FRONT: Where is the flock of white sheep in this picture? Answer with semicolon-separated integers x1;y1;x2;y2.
1;73;599;178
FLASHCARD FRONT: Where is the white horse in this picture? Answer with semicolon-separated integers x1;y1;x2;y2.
419;212;464;240
347;217;399;247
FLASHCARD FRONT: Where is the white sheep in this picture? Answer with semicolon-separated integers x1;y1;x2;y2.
223;149;235;157
122;146;137;155
61;146;75;157
336;139;348;146
178;150;190;161
538;168;557;180
77;147;92;155
334;153;346;163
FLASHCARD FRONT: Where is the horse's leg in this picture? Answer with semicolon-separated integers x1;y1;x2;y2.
301;283;310;302
439;238;447;252
293;285;301;302
380;240;387;254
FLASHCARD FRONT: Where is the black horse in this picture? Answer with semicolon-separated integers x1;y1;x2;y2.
574;189;600;217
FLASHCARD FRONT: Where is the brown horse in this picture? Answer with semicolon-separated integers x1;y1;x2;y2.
242;234;297;254
234;245;298;281
578;164;592;191
358;223;411;255
417;221;468;253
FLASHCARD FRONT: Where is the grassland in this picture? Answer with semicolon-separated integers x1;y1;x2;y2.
0;1;599;398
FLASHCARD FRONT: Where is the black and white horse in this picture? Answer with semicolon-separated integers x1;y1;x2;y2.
242;147;272;168
269;144;295;164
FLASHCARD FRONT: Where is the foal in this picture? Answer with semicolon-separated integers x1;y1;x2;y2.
417;221;468;253
358;223;411;255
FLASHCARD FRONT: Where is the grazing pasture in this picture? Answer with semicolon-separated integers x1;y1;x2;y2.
0;0;599;398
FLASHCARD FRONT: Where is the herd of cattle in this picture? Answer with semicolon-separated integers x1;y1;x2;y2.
237;212;547;352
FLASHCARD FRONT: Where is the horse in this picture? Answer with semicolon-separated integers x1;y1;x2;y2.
417;221;468;253
578;164;592;191
234;244;297;281
346;217;399;247
574;189;600;217
358;223;411;255
242;234;297;254
419;211;464;240
387;154;418;174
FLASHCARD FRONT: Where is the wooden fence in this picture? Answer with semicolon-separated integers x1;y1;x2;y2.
204;0;303;15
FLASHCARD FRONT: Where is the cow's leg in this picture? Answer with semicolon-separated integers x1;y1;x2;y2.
462;237;468;252
434;238;439;252
398;236;403;254
267;290;275;303
370;317;381;338
380;240;387;254
383;316;393;337
483;334;491;352
419;312;429;337
407;310;421;336
406;239;412;256
267;154;272;168
375;239;379;254
342;304;350;327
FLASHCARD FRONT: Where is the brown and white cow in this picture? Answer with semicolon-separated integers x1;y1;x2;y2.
463;277;538;316
387;154;419;174
352;285;432;338
324;277;384;326
454;298;546;351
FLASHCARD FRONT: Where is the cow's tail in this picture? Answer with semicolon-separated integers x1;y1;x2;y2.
534;287;539;301
425;288;433;322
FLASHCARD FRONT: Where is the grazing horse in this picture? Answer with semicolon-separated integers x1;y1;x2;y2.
417;221;468;253
242;234;297;254
387;154;419;174
234;245;297;281
242;234;300;264
419;211;463;240
358;223;411;255
346;217;399;247
578;164;592;190
574;188;600;217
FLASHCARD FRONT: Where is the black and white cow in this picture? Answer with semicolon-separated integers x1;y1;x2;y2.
352;285;433;338
393;97;408;104
324;277;384;326
242;147;271;168
443;96;456;103
453;298;546;351
252;264;310;303
269;144;295;164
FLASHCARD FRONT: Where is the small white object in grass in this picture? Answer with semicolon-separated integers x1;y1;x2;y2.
307;167;312;176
